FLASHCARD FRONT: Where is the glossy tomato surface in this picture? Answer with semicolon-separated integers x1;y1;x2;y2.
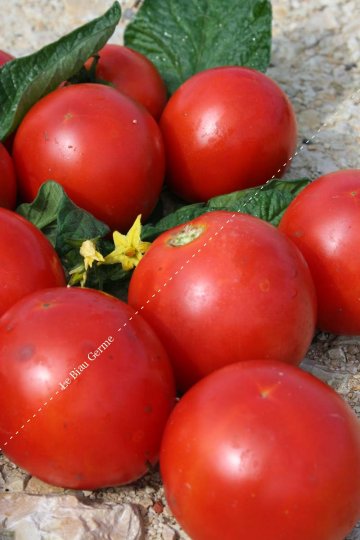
160;66;297;202
0;142;17;208
0;209;65;316
279;169;360;334
0;287;175;489
13;83;165;231
88;44;167;120
128;211;316;391
160;361;360;540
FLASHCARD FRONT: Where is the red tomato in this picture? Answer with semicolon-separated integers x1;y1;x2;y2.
0;208;65;316
128;211;316;391
87;44;167;120
0;287;175;489
279;169;360;334
0;50;14;66
0;142;17;208
13;83;165;232
160;360;360;540
160;66;297;202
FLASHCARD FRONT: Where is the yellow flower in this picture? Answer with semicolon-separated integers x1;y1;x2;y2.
80;239;105;270
104;215;151;271
68;217;149;288
68;239;105;288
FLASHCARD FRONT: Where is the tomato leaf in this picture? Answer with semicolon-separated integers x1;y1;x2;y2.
85;262;131;302
141;179;310;241
207;178;311;224
124;0;272;94
16;181;131;299
141;202;206;241
0;1;121;141
16;181;109;266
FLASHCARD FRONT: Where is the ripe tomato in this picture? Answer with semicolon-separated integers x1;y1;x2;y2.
0;208;65;316
0;142;17;209
87;44;167;120
160;66;297;202
13;83;165;232
160;360;360;540
0;287;175;489
128;211;316;391
279;169;360;335
0;50;14;66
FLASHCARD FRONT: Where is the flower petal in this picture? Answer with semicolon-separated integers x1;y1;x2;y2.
126;214;142;246
112;230;128;250
80;239;104;270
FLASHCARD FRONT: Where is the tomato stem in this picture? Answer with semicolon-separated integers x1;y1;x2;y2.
168;224;205;247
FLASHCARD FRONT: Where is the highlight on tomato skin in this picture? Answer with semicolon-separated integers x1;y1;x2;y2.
279;169;360;335
85;44;168;120
160;360;360;540
128;210;317;393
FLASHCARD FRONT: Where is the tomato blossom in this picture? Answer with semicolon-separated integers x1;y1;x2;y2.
68;215;150;287
81;239;105;270
104;215;151;271
68;239;104;287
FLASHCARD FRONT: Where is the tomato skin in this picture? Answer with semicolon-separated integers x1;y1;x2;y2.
13;83;165;232
279;169;360;334
88;44;167;120
160;66;297;202
0;287;175;489
160;360;360;540
0;50;14;66
0;208;65;316
128;211;316;391
0;143;17;209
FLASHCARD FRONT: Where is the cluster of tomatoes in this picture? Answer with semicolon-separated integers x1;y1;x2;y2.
1;43;360;540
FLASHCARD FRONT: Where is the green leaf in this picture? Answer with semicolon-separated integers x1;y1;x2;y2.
142;202;206;241
85;262;131;302
124;0;272;94
16;181;110;270
142;179;310;241
0;1;121;141
16;181;132;299
207;178;311;225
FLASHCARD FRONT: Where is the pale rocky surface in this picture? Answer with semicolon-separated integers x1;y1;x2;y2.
0;494;143;539
0;1;359;539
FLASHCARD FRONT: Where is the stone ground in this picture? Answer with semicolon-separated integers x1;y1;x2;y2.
0;0;359;538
